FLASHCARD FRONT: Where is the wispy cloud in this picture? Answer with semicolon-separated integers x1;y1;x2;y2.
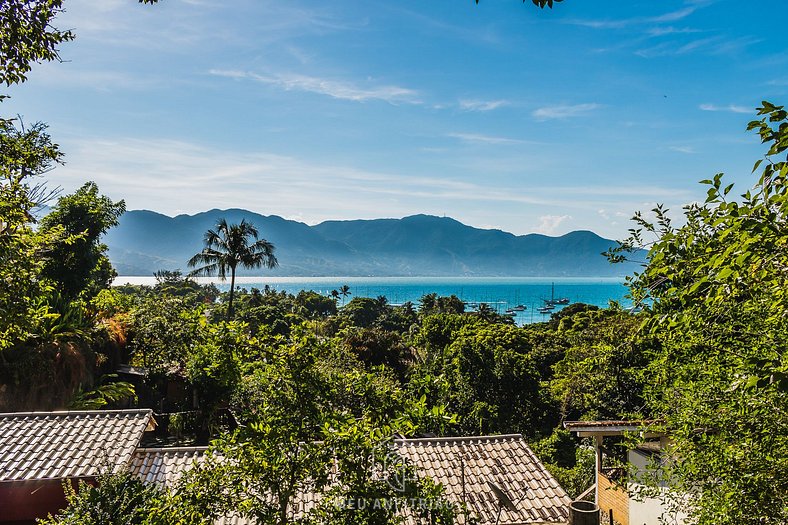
458;99;509;112
532;103;600;120
669;145;696;154
209;69;419;104
565;5;700;30
447;132;529;145
54;136;567;221
699;103;752;114
635;36;717;57
646;26;702;37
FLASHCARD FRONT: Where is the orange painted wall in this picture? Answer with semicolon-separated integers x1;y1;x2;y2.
598;472;629;525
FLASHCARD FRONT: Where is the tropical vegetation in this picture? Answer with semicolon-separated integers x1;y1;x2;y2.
187;218;278;318
3;1;788;524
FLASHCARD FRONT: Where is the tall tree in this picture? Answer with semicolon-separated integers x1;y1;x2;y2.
339;284;351;306
612;101;788;524
0;119;62;350
188;218;278;318
39;181;125;300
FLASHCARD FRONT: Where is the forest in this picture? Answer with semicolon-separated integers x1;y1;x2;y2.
2;1;788;524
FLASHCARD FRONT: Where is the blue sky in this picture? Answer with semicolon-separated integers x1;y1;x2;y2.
6;0;788;238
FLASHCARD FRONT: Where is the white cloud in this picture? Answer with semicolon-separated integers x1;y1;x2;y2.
209;69;419;104
458;99;509;112
52;136;569;221
535;215;572;235
532;103;600;120
669;145;696;154
699;103;752;114
646;26;702;37
447;132;529;145
565;3;708;30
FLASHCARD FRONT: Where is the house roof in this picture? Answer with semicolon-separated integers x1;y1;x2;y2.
133;435;570;525
0;409;154;482
395;434;570;524
563;420;663;437
131;447;208;486
132;447;255;525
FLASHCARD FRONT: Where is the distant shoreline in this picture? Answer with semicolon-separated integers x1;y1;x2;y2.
113;276;632;323
114;276;628;285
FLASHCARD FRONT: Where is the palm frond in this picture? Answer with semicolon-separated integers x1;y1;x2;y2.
189;218;277;280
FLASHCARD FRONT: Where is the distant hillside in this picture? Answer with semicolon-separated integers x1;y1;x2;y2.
104;209;640;277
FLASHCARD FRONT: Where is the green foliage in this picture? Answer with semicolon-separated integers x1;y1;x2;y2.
38;470;165;525
69;374;136;409
0;119;62;351
531;428;595;499
418;293;465;316
549;307;652;421
90;288;135;317
187;330;456;524
127;296;202;374
39;182;125;300
188;218;278;318
340;296;389;327
185;323;242;440
295;290;337;319
416;322;550;437
0;0;73;87
413;313;483;355
612;101;788;524
341;326;414;380
152;269;220;305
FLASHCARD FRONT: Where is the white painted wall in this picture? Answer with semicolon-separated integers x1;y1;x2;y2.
627;450;687;525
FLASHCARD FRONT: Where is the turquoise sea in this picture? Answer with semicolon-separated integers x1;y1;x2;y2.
115;276;632;324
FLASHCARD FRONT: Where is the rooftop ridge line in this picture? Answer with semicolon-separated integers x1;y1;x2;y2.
394;433;523;444
135;446;210;453
0;408;153;417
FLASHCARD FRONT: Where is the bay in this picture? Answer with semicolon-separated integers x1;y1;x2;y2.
114;276;632;324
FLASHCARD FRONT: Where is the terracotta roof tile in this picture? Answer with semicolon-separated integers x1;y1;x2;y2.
0;409;153;482
394;434;570;524
131;434;569;525
131;447;208;486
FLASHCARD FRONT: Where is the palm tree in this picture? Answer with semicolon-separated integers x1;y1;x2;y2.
339;284;351;306
187;218;278;317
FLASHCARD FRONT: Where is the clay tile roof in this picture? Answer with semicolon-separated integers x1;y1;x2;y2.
131;447;208;486
132;447;253;525
394;434;570;524
131;435;570;525
0;409;154;482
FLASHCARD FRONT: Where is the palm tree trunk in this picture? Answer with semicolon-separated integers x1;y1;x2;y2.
228;267;236;319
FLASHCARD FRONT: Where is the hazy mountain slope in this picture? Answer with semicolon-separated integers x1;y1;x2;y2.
106;210;637;277
313;215;625;276
105;209;362;276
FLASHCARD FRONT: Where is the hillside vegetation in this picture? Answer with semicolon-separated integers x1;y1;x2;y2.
106;211;637;277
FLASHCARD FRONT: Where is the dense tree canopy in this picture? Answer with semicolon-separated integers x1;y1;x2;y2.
10;1;788;523
614;101;788;524
40;182;125;300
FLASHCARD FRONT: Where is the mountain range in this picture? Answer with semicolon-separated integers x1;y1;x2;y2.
104;209;639;277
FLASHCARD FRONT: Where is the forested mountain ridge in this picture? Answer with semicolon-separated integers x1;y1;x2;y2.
105;209;638;276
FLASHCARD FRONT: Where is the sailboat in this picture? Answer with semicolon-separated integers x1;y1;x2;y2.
542;282;570;307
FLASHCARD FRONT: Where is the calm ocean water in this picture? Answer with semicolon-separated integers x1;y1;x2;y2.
114;276;631;324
